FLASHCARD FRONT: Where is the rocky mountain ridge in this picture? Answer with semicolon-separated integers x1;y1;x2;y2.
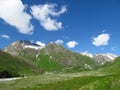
3;40;99;72
80;52;117;65
3;40;118;72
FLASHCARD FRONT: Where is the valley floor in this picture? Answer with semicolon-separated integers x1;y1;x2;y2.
1;71;118;90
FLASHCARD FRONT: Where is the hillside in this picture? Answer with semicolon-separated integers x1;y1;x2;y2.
100;57;120;74
38;43;99;72
80;52;117;65
3;40;119;74
0;50;43;78
3;41;100;72
4;40;43;70
4;40;40;61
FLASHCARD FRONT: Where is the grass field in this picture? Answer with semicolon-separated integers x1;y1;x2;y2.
0;71;115;90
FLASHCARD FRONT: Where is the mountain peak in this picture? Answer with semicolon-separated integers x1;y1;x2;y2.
44;42;64;49
48;42;62;46
80;52;118;65
4;40;43;56
41;42;65;54
17;40;31;44
95;53;117;61
14;40;40;46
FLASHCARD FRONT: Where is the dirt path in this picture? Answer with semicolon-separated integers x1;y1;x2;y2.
0;77;21;82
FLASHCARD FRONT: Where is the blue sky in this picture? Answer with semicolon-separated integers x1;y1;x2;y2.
0;0;120;55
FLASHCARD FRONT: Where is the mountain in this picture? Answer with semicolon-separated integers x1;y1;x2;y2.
80;52;117;65
101;57;120;74
0;50;43;78
3;41;99;72
3;40;107;72
38;42;99;72
3;40;45;66
1;40;120;89
4;40;43;56
93;53;117;65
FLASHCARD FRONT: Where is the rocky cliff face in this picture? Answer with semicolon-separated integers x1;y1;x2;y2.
93;53;117;65
4;40;43;56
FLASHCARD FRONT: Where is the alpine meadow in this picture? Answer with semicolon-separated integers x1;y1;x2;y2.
0;0;120;90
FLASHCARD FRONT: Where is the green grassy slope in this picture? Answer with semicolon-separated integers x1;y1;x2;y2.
28;56;120;90
1;56;120;90
100;57;120;74
39;43;99;72
37;54;63;71
0;50;43;77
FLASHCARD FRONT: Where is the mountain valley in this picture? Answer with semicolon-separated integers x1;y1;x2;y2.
0;40;120;90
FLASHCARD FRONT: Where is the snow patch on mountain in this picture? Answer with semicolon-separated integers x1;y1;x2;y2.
95;53;117;61
24;45;42;50
104;53;117;60
80;51;118;65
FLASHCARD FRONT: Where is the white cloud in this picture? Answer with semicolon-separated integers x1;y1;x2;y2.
92;33;110;46
0;0;33;34
55;40;64;44
31;4;67;31
36;41;45;48
66;41;78;48
80;51;93;58
0;34;10;39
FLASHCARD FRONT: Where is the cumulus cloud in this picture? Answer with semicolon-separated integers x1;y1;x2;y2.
92;33;110;46
0;34;10;39
36;41;45;47
0;0;33;34
31;3;67;31
55;40;64;44
66;41;78;48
